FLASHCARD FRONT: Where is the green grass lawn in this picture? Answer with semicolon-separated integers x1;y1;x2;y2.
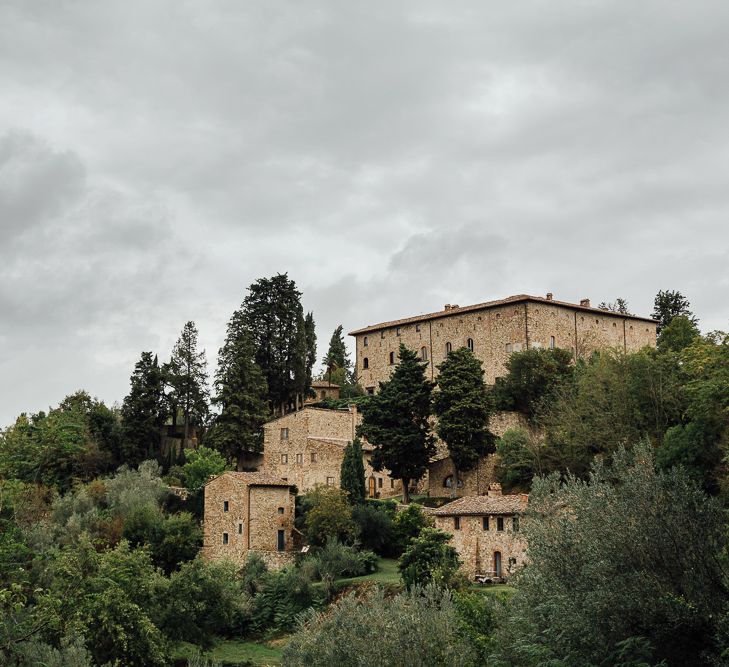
172;639;284;666
335;557;402;586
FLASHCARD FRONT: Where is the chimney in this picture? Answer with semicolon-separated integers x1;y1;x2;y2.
487;482;502;497
580;298;590;308
546;292;553;300
444;304;451;311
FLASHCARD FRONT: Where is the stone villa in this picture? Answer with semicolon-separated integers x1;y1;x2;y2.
433;483;528;580
202;471;296;569
349;293;657;393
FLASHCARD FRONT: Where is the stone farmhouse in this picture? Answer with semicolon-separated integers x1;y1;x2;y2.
306;380;340;404
201;471;296;569
260;405;400;498
432;483;528;580
349;293;657;392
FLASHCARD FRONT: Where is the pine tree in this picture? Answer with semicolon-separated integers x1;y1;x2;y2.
323;325;350;377
357;344;434;504
340;437;366;503
165;321;209;450
241;274;311;415
207;311;269;470
653;290;699;335
304;312;317;397
433;347;494;495
121;352;166;465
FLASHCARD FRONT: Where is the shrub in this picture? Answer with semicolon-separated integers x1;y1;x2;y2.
283;584;478;666
181;447;229;492
391;502;431;555
351;502;395;555
302;486;356;547
304;540;378;582
399;528;462;589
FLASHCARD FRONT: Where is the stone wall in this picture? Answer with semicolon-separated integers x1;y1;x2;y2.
434;513;527;579
353;296;657;390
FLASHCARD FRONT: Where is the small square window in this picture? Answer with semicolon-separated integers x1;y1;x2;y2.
223;501;229;512
281;454;288;464
497;517;504;531
415;324;421;332
505;343;512;353
454;517;461;530
310;452;317;463
278;507;284;514
296;453;303;464
326;476;335;486
483;516;489;531
367;387;374;395
222;532;229;545
281;427;289;440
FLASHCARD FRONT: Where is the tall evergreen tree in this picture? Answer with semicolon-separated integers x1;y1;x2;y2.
652;290;698;335
165;321;209;451
241;274;311;415
304;312;317;396
340;438;366;503
357;344;434;504
120;352;165;465
207;312;269;470
433;347;494;495
323;325;350;377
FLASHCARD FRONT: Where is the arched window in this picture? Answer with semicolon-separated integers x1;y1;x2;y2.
389;351;395;365
363;336;368;347
443;475;463;489
467;338;474;352
421;346;428;361
363;357;369;369
445;342;452;354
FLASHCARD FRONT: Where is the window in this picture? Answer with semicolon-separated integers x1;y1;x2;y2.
390;479;394;488
467;338;474;352
367;387;374;395
505;343;512;353
320;390;327;399
497;517;504;531
296;453;303;464
326;476;335;486
281;454;288;464
223;501;229;512
280;427;289;440
420;346;428;361
310;452;317;463
454;517;461;530
445;342;452;354
443;475;463;489
482;516;489;531
278;507;284;514
389;351;395;365
378;477;383;488
277;529;285;552
381;331;385;339
550;336;555;349
363;357;369;369
363;336;368;347
416;324;421;332
512;516;520;532
222;532;229;545
396;327;401;336
238;522;243;534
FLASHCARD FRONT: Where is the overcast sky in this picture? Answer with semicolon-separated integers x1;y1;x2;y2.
1;1;728;427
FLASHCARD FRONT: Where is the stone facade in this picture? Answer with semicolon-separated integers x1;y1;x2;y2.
260;406;401;498
202;471;296;569
349;293;657;392
306;380;340;404
432;484;528;580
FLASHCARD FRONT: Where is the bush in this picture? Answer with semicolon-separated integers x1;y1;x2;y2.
494;428;536;491
303;540;378;582
302;486;356;547
391;502;432;555
283;584;478;666
351;502;395;555
399;528;462;589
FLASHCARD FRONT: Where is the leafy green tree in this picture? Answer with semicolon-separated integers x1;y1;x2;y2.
391;503;432;555
351;502;395;556
434;347;494;493
180;446;229;492
398;527;462;589
656;422;721;493
657;314;701;353
493;348;573;423
303;486;355;546
340;438;366;503
165;321;209;451
152;512;202;575
493;444;728;667
357;344;434;504
598;297;631;314
652;289;698;335
494;428;539;491
208;316;269;470
241;274;313;414
322;325;350;378
120;352;166;465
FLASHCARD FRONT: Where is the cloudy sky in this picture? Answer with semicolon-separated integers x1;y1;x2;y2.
1;1;728;426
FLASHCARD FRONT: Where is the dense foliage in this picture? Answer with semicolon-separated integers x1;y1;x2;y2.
339;437;366;503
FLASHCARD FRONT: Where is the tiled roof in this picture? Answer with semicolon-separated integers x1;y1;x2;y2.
264;406;352;426
307;436;375;452
348;294;657;335
432;494;528;516
207;471;293;487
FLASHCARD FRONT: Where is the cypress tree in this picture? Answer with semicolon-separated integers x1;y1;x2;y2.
340;437;366;503
357;344;434;504
207;311;269;470
433;347;494;495
323;325;350;376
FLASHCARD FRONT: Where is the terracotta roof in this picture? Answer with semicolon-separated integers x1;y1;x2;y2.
311;380;340;388
206;471;293;488
307;436;375;452
348;294;657;335
263;406;352;426
432;494;528;516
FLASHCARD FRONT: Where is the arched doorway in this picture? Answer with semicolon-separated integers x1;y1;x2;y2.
494;551;502;578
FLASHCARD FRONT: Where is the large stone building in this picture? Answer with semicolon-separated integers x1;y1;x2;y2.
432;483;528;580
261;406;400;498
202;471;296;569
349;293;657;392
